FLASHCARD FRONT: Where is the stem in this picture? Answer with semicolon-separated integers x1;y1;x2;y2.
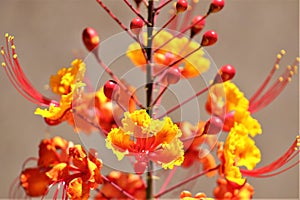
168;45;202;68
154;0;173;11
157;85;210;119
123;0;151;25
154;14;209;53
101;175;136;200
94;54;145;109
146;1;155;199
152;14;177;39
154;165;220;198
150;84;168;107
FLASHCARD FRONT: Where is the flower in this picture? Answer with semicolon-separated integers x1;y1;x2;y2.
127;30;210;78
106;109;184;174
180;190;214;200
214;178;254;200
49;59;86;95
19;137;103;200
34;59;86;122
222;123;261;185
206;81;262;136
179;121;217;177
94;171;146;199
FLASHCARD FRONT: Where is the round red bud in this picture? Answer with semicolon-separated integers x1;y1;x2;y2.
164;67;181;85
134;161;147;175
130;17;144;35
180;191;192;199
44;118;62;126
103;80;119;100
190;15;206;37
203;115;223;135
176;0;188;13
201;30;218;46
82;27;100;52
213;64;236;83
220;64;236;82
209;0;225;13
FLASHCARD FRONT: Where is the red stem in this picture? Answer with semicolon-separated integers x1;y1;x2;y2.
94;54;145;109
154;0;173;11
101;174;136;200
123;0;150;25
157;85;210;119
154;165;220;198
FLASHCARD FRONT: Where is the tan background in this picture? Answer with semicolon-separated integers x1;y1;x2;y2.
0;0;299;199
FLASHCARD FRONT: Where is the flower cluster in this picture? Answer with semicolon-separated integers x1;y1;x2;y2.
19;137;102;199
1;0;299;199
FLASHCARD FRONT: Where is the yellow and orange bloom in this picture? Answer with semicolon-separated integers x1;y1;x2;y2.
222;123;261;186
35;59;86;123
95;171;146;199
180;190;214;200
206;81;262;136
179;121;217;177
19;137;103;200
214;178;254;200
106;109;184;174
127;30;210;78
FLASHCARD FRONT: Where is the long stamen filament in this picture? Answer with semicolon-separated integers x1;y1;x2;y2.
94;54;145;109
250;50;285;103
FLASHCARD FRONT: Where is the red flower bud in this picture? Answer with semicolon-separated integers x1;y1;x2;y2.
190;15;206;37
103;80;119;100
209;0;225;13
164;67;181;85
203;115;223;135
82;27;100;52
213;64;236;83
130;17;144;35
201;30;218;46
176;0;188;13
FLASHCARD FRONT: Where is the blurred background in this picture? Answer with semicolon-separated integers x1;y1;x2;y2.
0;0;298;199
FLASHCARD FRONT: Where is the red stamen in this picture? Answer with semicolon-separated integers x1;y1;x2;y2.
241;137;300;178
249;59;298;113
1;35;57;107
249;50;286;103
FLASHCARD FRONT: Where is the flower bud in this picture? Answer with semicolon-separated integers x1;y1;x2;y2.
130;17;144;35
82;27;100;52
209;0;225;13
215;64;236;83
134;161;147;175
190;15;206;37
176;0;188;13
201;30;218;46
164;67;181;85
203;115;223;135
103;80;119;100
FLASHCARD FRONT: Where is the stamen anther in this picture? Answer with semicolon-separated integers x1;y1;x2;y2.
13;54;17;59
280;49;286;55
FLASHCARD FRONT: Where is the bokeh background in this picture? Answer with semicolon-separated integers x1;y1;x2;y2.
0;0;298;199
